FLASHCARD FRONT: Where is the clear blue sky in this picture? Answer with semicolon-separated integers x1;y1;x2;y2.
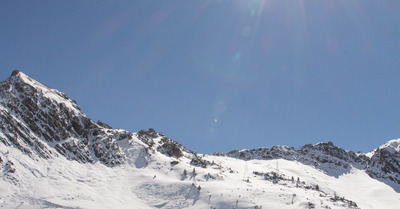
1;0;400;154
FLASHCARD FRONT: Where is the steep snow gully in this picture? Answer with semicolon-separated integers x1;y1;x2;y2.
1;71;399;209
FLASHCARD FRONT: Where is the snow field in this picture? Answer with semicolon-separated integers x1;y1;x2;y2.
1;142;400;209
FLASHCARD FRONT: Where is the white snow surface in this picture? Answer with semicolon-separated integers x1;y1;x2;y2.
1;141;399;209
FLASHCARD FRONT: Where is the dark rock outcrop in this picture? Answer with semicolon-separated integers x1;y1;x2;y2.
366;140;400;184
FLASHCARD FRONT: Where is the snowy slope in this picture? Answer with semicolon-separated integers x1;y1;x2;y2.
2;143;400;209
1;71;400;209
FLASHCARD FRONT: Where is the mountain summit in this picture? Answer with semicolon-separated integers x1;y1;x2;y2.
1;71;399;209
0;71;193;166
1;70;125;164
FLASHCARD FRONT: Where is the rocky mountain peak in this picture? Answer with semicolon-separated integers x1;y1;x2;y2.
10;70;21;77
3;70;83;116
0;71;126;164
367;139;400;184
379;139;400;153
0;71;202;168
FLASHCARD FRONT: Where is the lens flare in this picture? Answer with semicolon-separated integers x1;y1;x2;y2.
251;9;256;17
235;52;241;61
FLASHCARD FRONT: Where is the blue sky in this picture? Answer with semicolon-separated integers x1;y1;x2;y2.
1;0;400;153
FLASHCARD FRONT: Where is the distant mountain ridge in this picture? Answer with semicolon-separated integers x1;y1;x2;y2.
217;140;400;184
1;71;399;208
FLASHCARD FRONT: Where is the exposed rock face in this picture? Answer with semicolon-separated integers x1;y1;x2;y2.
366;139;400;184
136;128;184;158
299;142;369;172
0;71;130;165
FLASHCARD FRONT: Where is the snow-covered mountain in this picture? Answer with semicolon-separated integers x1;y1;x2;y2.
1;71;399;209
219;140;400;185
